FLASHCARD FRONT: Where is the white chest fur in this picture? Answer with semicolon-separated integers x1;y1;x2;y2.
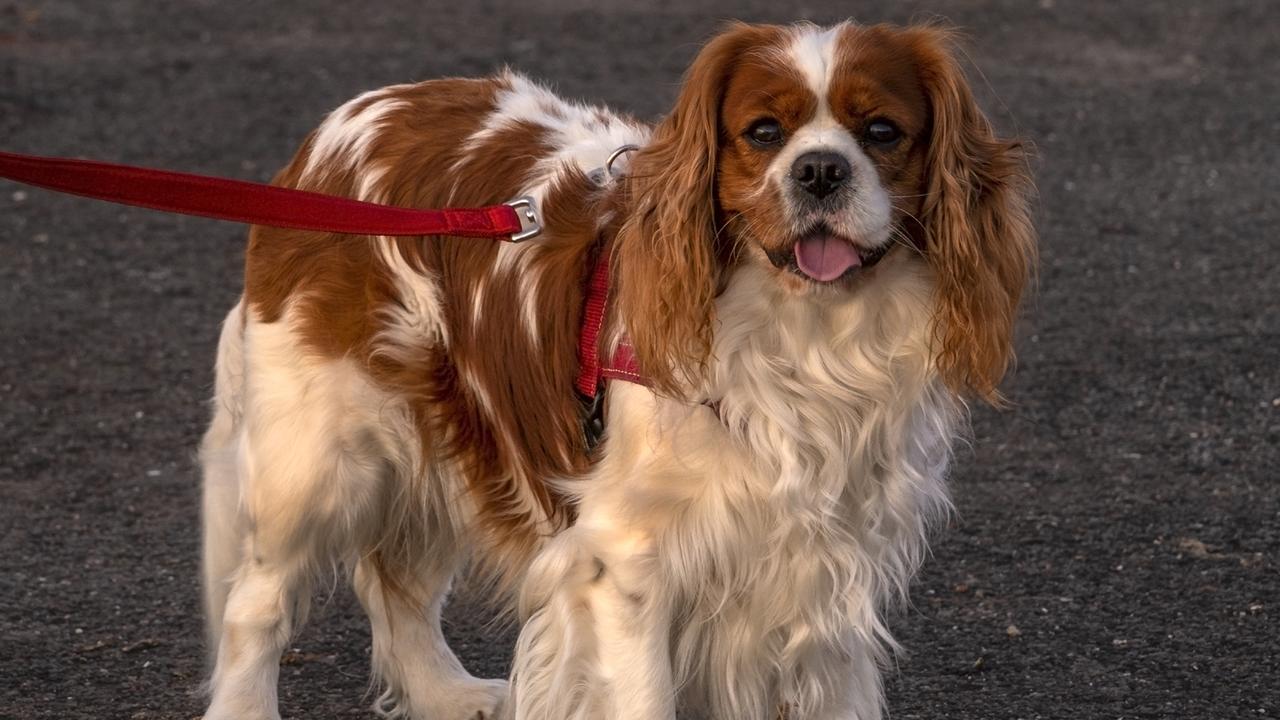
530;256;961;720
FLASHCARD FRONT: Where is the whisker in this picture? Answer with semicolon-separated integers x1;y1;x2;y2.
887;226;925;257
892;204;927;229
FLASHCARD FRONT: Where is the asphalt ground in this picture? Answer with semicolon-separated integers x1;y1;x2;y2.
1;1;1277;718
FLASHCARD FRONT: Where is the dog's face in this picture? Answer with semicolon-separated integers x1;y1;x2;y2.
716;25;930;291
615;22;1035;401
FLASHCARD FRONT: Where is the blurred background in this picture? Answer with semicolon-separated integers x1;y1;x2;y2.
1;1;1276;718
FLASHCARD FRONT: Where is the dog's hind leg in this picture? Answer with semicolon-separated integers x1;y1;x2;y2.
202;310;391;720
204;552;309;720
354;547;507;720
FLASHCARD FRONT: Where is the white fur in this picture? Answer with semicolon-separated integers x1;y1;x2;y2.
787;23;846;106
461;71;650;209
200;300;247;657
510;255;956;720
303;86;414;201
373;238;451;351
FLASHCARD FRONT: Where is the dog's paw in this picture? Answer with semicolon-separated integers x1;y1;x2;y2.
374;675;508;720
441;677;508;720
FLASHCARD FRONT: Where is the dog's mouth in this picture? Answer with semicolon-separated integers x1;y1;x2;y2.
765;225;890;283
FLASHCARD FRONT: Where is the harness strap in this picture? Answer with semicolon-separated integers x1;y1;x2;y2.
0;150;537;240
574;244;646;450
575;244;645;398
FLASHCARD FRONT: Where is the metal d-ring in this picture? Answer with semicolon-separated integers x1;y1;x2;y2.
604;144;640;182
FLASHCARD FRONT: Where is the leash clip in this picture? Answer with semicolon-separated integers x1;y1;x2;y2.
505;196;542;242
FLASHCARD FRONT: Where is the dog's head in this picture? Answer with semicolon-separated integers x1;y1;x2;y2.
614;22;1035;402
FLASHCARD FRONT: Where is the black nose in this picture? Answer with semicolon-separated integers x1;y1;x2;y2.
791;151;851;199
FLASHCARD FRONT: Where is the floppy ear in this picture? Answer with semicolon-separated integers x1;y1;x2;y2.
907;28;1037;404
612;23;773;398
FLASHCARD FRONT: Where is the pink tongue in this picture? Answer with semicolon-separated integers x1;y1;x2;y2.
794;234;862;281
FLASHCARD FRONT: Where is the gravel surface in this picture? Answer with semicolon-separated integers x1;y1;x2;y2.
2;1;1277;718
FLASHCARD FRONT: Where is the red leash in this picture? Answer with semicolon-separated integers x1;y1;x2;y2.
1;147;645;440
0;150;540;241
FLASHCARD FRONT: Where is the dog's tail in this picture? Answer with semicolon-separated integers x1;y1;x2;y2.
199;298;248;667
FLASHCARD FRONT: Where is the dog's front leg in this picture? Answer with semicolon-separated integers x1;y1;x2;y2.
511;527;675;720
591;531;675;720
793;638;885;720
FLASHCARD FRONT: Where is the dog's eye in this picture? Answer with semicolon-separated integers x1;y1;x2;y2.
747;119;784;146
865;120;901;145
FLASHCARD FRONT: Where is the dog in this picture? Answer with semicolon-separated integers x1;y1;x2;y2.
198;20;1034;720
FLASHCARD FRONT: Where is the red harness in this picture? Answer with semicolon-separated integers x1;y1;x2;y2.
0;150;644;408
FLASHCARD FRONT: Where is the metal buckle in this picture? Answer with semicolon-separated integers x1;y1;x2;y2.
505;196;542;242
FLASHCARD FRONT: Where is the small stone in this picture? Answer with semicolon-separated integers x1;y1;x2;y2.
75;639;109;653
12;190;28;202
1006;624;1022;638
121;638;161;653
1177;537;1213;559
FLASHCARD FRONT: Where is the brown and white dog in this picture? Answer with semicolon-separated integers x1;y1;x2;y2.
198;21;1034;720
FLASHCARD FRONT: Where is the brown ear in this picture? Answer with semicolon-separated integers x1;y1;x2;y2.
612;23;777;398
907;27;1037;404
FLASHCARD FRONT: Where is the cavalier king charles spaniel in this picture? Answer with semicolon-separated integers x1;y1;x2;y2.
198;21;1034;720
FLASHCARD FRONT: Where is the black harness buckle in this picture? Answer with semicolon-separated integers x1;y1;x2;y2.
578;387;607;451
